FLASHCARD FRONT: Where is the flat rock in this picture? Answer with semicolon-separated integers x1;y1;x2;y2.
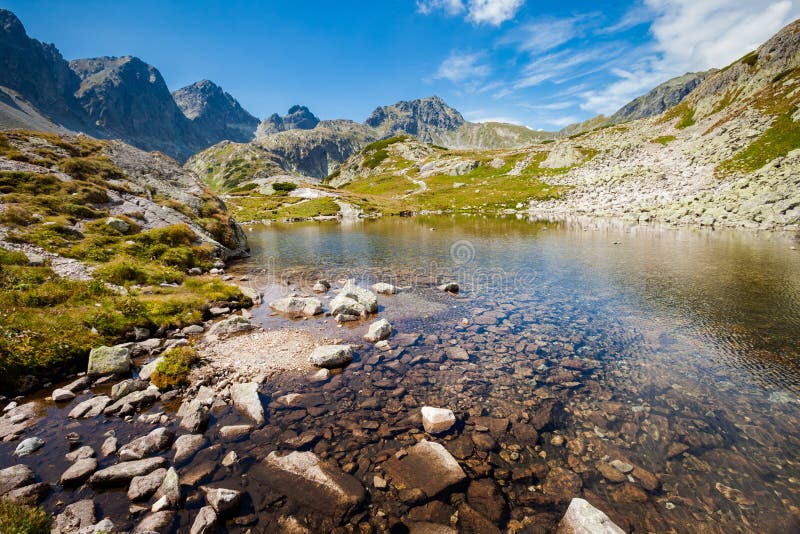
269;296;323;317
68;396;111;419
201;486;242;514
52;499;95;534
309;345;353;368
104;388;159;415
421;406;456;434
260;450;365;520
0;464;35;495
111;379;149;401
371;282;397;295
219;425;252;441
230;382;265;424
173;434;206;464
87;345;131;377
61;458;98;486
101;436;118;457
208;315;254;337
128;468;167;501
119;427;174;461
52;388;76;402
364;318;393;342
64;376;92;392
556;497;625;534
457;503;501;534
65;446;95;461
445;347;469;361
90;457;167;486
383;440;467;498
190;505;217;534
339;280;378;313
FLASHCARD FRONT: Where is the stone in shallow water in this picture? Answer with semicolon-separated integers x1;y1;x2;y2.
371;282;397;295
190;505;217;534
269;296;323;317
219;425;252;441
309;345;354;368
90;457;167;486
339;280;378;313
133;511;174;534
365;318;393;342
383;440;467;498
60;458;98;486
230;382;265;424
14;436;45;456
52;388;75;402
68;396;111;419
51;498;95;534
201;486;242;514
329;294;366;318
128;468;167;501
173;434;206;464
118;427;174;461
260;450;365;520
556;497;625;534
0;464;35;495
445;346;469;361
421;406;456;434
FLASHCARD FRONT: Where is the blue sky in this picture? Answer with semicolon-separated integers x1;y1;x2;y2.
5;0;800;130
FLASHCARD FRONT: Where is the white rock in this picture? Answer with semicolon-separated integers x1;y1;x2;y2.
230;382;265;424
364;318;393;342
52;388;76;402
339;280;378;313
556;498;625;534
329;294;365;318
269;296;323;317
421;406;456;434
371;282;397;295
14;436;45;456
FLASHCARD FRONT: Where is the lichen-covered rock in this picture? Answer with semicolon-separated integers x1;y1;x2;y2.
269;296;323;317
309;345;353;368
364;318;393;342
87;345;131;376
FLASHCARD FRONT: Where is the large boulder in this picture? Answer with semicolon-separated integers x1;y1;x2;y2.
87;345;131;376
0;464;35;495
230;382;265;424
364;318;393;342
173;434;206;464
309;345;353;368
269;296;323;317
68;396;111;419
208;315;254;337
383;440;466;498
556;498;625;534
329;294;366;318
90;457;167;486
60;458;98;486
118;427;174;461
421;406;456;434
261;451;365;520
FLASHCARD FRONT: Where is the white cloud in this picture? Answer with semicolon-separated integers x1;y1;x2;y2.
580;0;800;115
434;52;491;83
499;16;586;53
471;115;529;125
416;0;465;16
418;0;524;25
597;2;654;35
548;116;581;127
467;0;526;25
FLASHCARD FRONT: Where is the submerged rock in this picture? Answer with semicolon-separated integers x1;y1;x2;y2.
190;505;217;534
263;451;365;520
371;282;397;295
383;440;467;498
230;382;265;424
556;497;625;534
309;345;353;368
0;464;35;495
201;486;242;514
173;434;206;464
87;344;131;377
51;499;95;534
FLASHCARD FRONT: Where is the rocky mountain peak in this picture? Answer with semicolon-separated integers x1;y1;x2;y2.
172;79;258;143
256;105;321;138
365;95;465;142
0;9;26;38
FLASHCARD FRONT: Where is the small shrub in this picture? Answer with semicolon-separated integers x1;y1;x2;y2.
58;156;127;183
0;500;51;534
272;181;298;193
150;346;199;389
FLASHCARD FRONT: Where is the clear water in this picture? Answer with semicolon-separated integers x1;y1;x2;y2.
3;215;799;533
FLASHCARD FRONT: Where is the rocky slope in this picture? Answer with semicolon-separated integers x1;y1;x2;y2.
0;9;259;162
365;95;465;142
172;80;259;146
559;70;712;136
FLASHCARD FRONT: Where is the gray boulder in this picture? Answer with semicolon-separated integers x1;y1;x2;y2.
339;280;378;312
138;356;163;381
128;467;167;501
87;345;131;376
133;511;174;534
90;457;167;486
118;427;174;461
208;315;254;337
0;464;35;495
309;345;353;368
60;458;98;486
201;486;242;514
51;499;95;534
190;506;217;534
14;436;45;456
52;388;76;402
68;395;111;419
173;434;206;464
364;318;393;342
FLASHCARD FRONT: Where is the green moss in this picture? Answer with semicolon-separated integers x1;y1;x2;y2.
652;135;677;146
660;102;697;129
718;111;800;174
150;346;199;390
0;501;51;534
0;248;29;266
276;197;340;219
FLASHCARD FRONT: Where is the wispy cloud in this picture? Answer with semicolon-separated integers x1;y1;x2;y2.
499;15;592;53
417;0;525;25
434;52;491;84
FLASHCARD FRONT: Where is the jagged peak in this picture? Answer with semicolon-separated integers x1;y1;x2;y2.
0;8;26;38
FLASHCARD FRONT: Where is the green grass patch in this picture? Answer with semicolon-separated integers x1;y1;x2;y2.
652;135;677;146
660;102;696;129
276;197;340;219
718;111;800;174
272;181;297;193
150;346;199;390
0;501;50;534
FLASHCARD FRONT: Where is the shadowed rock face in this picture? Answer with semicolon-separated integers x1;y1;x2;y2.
609;71;714;124
255;105;321;136
0;9;89;130
173;79;259;145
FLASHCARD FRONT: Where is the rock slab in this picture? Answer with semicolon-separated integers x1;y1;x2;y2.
383;440;467;498
556;498;625;534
